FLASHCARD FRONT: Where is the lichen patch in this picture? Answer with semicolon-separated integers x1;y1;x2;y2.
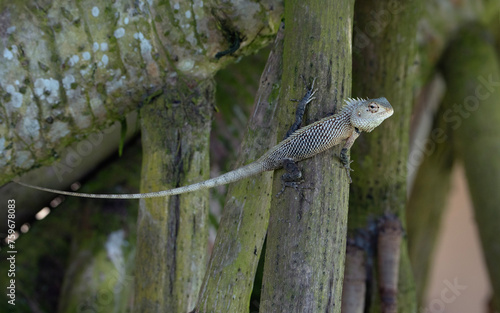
114;28;125;38
22;117;40;140
48;120;71;143
178;59;195;72
6;26;16;35
62;75;76;90
69;55;80;66
0;138;6;154
92;6;100;17
134;32;153;62
5;85;23;108
34;78;60;104
99;54;109;67
15;151;34;169
3;48;13;60
82;51;91;60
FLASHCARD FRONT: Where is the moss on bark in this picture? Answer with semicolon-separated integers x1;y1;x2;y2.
134;79;213;312
260;1;354;312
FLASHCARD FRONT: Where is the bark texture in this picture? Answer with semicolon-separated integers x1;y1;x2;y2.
0;111;138;234
261;1;354;312
0;0;282;184
135;79;213;312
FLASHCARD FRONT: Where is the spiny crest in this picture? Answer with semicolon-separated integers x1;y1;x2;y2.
344;97;367;106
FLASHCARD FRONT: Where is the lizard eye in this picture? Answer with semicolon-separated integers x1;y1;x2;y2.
357;111;362;117
368;102;379;113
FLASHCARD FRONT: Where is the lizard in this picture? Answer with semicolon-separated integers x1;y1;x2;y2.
15;84;394;199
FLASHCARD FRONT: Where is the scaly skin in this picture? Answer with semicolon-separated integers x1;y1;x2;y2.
15;92;393;199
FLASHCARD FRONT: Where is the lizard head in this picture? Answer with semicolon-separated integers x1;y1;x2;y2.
348;97;394;132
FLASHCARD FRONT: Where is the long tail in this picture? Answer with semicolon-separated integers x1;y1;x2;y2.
15;162;265;199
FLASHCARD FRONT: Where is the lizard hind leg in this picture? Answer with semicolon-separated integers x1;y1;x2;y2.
276;159;310;197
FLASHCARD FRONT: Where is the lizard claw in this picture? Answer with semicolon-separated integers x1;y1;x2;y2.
343;162;354;183
334;157;354;183
276;180;303;197
276;181;314;204
297;79;317;106
298;75;317;103
276;180;315;197
338;149;354;183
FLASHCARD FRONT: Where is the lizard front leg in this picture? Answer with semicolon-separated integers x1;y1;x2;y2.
284;78;317;139
340;128;361;183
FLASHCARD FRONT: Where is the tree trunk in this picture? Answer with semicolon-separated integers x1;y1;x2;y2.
135;80;213;312
261;1;354;312
349;0;420;311
195;24;284;313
